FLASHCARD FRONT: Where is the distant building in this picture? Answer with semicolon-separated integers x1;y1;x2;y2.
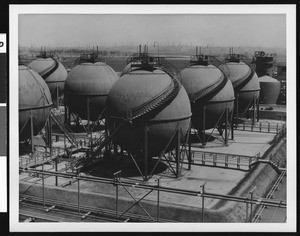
276;61;286;105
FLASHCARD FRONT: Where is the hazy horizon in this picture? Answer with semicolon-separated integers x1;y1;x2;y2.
19;14;286;49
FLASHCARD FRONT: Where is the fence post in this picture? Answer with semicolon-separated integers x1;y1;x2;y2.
249;187;256;222
77;171;80;213
213;154;216;166
259;122;262;132
245;197;249;222
157;179;160;222
201;183;206;222
113;171;121;220
55;157;58;186
42;163;45;207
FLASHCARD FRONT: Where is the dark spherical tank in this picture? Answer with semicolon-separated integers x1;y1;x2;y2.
64;62;119;121
107;69;192;157
225;61;260;114
19;66;53;141
28;57;67;98
259;75;281;104
181;64;235;131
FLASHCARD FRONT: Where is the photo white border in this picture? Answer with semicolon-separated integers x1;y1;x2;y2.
0;157;7;212
9;4;296;232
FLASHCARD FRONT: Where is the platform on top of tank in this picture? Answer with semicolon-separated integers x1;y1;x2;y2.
19;125;283;211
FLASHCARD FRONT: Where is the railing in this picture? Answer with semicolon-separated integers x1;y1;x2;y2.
190;150;261;171
19;168;287;222
235;121;286;134
19;146;64;168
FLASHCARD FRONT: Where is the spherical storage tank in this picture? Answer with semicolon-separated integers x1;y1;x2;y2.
181;64;235;131
19;66;53;141
225;61;260;114
28;57;67;98
107;68;192;157
64;62;119;121
258;75;280;104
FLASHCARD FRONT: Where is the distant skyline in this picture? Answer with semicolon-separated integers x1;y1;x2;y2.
19;14;286;49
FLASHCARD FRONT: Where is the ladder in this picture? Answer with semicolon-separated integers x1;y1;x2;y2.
73;122;125;170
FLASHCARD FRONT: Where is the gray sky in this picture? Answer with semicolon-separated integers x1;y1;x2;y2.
19;14;286;48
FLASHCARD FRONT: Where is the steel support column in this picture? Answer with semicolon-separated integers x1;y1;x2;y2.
202;105;206;147
55;157;58;187
42;163;45;207
144;126;149;181
257;94;260;122
225;108;228;145
29;110;34;153
176;129;180;176
252;94;256;125
56;85;59;109
87;97;91;145
188;121;192;170
235;93;239;127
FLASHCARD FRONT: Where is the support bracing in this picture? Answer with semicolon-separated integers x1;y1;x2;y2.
191;104;233;148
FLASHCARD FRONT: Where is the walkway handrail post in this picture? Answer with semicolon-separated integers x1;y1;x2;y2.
156;178;160;222
201;183;206;222
249;186;256;222
77;170;80;213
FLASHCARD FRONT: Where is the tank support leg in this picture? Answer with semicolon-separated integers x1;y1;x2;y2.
56;85;59;109
114;144;118;156
48;115;52;154
257;94;260;122
252;94;256;125
225;108;228;145
188;121;192;170
231;109;234;140
144;126;149;181
105;122;109;152
176;128;180;177
30;110;34;153
202;105;206;147
235;93;239;128
87;97;91;142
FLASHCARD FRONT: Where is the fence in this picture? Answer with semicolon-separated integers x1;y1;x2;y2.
235;121;286;134
189;151;261;171
19;168;286;222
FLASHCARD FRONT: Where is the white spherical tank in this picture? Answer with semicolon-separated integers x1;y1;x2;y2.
181;64;235;131
19;65;53;141
107;68;192;157
28;57;67;98
64;62;119;121
225;61;260;114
